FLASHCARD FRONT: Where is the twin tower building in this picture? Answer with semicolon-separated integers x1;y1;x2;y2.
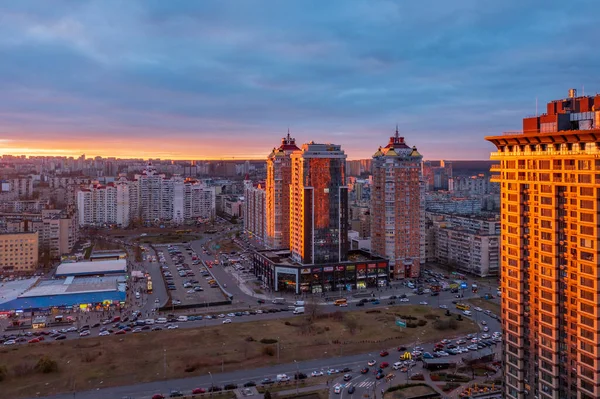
247;129;424;294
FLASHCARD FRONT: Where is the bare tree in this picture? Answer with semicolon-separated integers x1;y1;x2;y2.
305;296;321;323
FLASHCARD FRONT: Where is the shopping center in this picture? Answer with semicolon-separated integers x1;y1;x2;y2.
252;249;389;294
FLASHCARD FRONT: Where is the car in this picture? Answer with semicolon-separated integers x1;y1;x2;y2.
334;385;342;394
55;335;67;340
243;381;256;387
439;304;448;309
223;319;232;324
224;384;238;390
227;313;236;317
372;300;380;305
375;372;384;380
3;339;16;345
474;307;483;312
355;302;364;307
368;359;377;366
169;390;183;397
79;330;90;337
379;350;389;357
361;367;369;374
400;298;409;302
261;378;274;385
192;388;206;394
311;371;324;377
348;386;356;394
115;330;126;335
294;372;307;380
152;395;165;399
99;331;110;336
483;326;489;332
380;362;389;368
419;301;428;305
28;338;40;344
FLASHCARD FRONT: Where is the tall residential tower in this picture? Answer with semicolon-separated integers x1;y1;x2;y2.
266;132;299;248
290;142;348;264
371;129;423;279
486;89;600;399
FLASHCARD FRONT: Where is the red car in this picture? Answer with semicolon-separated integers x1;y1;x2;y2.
380;362;389;368
152;395;164;399
379;350;389;357
192;388;206;394
28;338;40;344
115;330;126;335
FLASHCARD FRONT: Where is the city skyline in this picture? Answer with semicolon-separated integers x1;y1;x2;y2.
1;1;599;160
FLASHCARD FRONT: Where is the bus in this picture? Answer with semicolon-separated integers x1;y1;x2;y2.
456;303;470;311
147;277;153;294
334;298;348;306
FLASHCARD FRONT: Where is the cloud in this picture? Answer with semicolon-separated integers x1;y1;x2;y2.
0;0;598;160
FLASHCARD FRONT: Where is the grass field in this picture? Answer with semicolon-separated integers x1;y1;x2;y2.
0;306;477;399
467;298;501;316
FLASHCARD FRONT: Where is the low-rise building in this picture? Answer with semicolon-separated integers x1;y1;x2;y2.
0;232;39;273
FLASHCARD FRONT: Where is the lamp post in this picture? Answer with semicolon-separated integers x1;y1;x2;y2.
294;360;299;395
277;337;280;362
209;371;213;390
221;343;225;372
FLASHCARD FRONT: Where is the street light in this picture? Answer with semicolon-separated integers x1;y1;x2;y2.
208;371;213;390
277;337;280;362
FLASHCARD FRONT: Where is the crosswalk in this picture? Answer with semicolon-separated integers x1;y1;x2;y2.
345;380;376;389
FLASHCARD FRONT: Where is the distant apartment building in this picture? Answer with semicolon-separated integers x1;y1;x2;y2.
425;192;483;214
371;130;424;279
422;160;453;191
1;209;78;258
222;196;243;218
349;204;370;239
451;174;498;195
0;232;39;273
77;164;215;227
426;212;500;277
266;132;299;249
7;177;34;198
0;199;49;213
290;142;348;264
243;179;266;242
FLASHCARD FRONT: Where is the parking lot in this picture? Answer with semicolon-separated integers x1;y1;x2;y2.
156;244;229;307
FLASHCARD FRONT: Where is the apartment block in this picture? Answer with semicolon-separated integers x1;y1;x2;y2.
0;232;39;273
486;89;600;399
371;130;423;279
266;132;299;249
244;179;266;242
290;142;348;264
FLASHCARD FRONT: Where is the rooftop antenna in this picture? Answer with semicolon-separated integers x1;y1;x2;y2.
395;123;399;138
582;85;585;96
287;127;291;140
535;97;538;117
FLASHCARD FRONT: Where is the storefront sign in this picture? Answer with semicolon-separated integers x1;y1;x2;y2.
368;263;377;269
301;268;311;274
277;267;298;275
335;266;345;271
324;266;334;272
357;264;366;270
378;262;387;268
346;265;356;271
312;268;322;273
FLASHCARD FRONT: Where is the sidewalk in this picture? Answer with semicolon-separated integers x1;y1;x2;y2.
247;383;328;398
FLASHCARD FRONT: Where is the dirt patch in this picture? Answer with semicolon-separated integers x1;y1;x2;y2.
384;384;437;398
1;306;477;399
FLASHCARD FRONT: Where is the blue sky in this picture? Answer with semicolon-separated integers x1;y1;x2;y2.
0;0;598;160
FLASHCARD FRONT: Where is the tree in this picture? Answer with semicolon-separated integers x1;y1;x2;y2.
134;245;142;263
306;297;321;323
264;390;272;399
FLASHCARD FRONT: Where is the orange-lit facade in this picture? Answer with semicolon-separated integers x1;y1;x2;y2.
290;142;348;264
371;130;423;279
486;89;600;399
266;133;299;249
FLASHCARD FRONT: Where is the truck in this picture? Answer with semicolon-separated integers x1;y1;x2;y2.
294;300;305;306
293;307;305;314
272;297;285;304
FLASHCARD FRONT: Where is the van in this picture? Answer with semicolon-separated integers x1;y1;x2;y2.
294;300;305;306
293;307;305;314
276;374;290;382
177;315;188;322
272;298;285;304
334;298;347;306
393;362;403;370
463;310;472;316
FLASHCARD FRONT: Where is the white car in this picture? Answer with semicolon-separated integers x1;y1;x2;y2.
99;331;110;336
3;340;16;345
334;385;342;394
177;316;188;322
218;314;226;318
256;310;263;314
483;327;489;332
145;319;155;325
167;324;179;330
474;307;483;312
227;313;236;317
222;319;232;324
400;298;409;302
439;305;448;309
133;328;143;333
311;371;324;377
367;360;377;366
481;321;487;325
79;330;90;337
419;301;428;305
156;318;167;324
437;351;449;356
154;298;160;303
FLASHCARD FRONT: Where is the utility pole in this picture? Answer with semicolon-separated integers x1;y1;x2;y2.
294;360;299;395
277;337;280;362
163;348;167;379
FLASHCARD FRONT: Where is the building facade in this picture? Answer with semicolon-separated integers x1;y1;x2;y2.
266;133;299;249
244;179;266;242
371;130;423;279
290;142;348;265
486;89;600;399
0;232;39;273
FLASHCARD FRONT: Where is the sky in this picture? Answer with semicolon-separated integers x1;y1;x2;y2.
0;1;598;161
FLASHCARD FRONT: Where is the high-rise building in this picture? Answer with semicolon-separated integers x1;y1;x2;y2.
266;132;299;249
371;129;423;279
486;89;600;399
243;178;267;242
290;142;348;264
0;232;38;273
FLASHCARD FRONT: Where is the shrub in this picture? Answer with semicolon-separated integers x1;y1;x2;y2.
284;321;291;326
410;374;424;381
386;383;430;393
424;313;438;320
0;365;6;382
35;356;58;374
434;318;458;330
262;346;275;357
417;319;427;326
406;322;417;328
13;362;35;377
246;336;255;342
260;338;278;344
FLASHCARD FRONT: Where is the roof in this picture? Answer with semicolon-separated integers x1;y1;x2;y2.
56;259;127;276
0;290;126;311
0;278;39;305
20;276;125;297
